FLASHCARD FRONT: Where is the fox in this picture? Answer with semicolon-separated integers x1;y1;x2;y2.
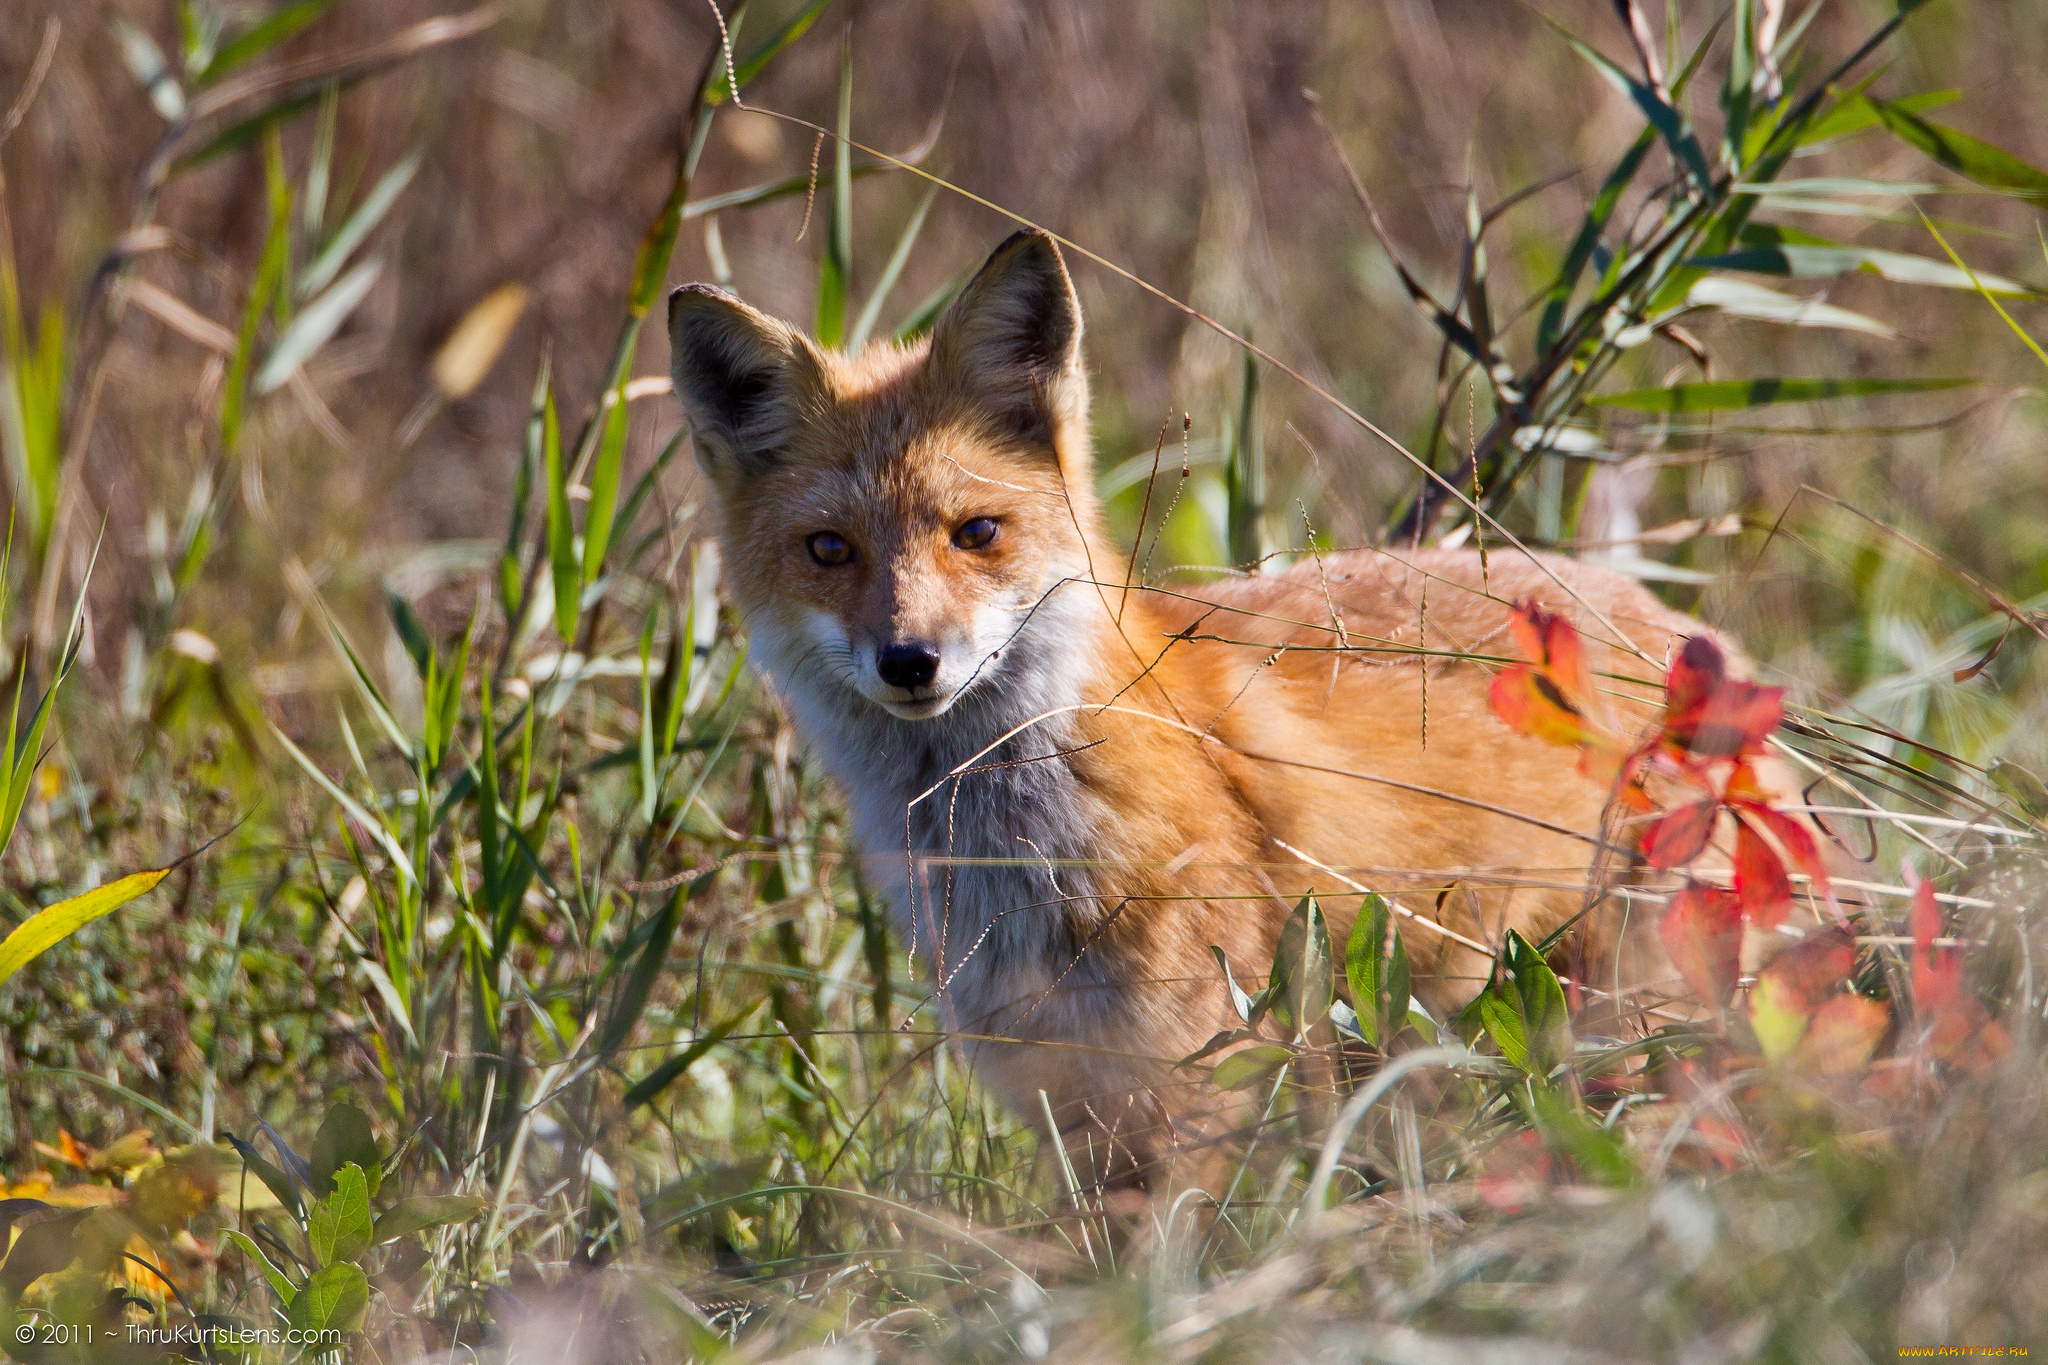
666;228;1769;1184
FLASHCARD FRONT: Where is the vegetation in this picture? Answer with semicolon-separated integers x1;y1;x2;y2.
1;0;2046;1359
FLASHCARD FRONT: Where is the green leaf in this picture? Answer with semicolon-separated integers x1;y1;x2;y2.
1685;277;1896;338
0;869;171;986
1505;930;1572;1076
309;1105;379;1198
220;1228;295;1306
1869;97;2048;207
196;0;338;86
1798;87;1956;146
1691;222;2033;295
1343;892;1410;1048
1406;1004;1443;1045
598;885;690;1056
1538;129;1653;355
308;1163;374;1267
225;1134;303;1219
288;1261;368;1335
253;255;381;393
1527;1084;1637;1186
1267;894;1335;1035
372;1194;485;1244
1589;376;1973;412
580;383;630;585
1210;945;1258;1025
544;387;579;641
0;1208;87;1294
1477;990;1530;1072
298;152;420;298
624;1002;760;1109
1210;1044;1294;1092
1549;22;1712;193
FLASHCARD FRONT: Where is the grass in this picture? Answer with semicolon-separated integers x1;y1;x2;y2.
2;0;2048;1360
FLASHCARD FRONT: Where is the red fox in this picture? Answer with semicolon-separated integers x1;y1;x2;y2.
668;229;1747;1181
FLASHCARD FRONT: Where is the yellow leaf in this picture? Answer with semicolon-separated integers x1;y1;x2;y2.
0;869;171;986
432;283;528;399
1746;970;1811;1062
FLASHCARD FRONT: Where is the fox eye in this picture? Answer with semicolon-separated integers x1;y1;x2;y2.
953;518;999;551
807;532;853;566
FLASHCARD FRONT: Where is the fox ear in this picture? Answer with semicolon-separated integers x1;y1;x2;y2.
929;229;1088;457
667;285;820;478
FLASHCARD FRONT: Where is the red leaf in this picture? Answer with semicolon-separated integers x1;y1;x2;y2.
1691;681;1786;759
1796;994;1891;1075
1662;635;1725;731
1491;602;1613;753
1641;799;1718;869
1660;635;1784;760
1908;878;2011;1068
1489;664;1593;749
1659;885;1743;1007
1737;802;1828;895
1762;924;1857;1008
1908;878;1953;1004
1734;819;1796;930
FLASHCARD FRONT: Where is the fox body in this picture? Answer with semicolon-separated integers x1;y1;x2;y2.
669;230;1726;1173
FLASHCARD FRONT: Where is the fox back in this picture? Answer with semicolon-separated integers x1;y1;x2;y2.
668;230;1734;1180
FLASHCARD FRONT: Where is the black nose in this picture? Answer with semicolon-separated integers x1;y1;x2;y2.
876;641;941;690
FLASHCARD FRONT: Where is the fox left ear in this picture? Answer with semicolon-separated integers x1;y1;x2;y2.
668;284;823;481
928;229;1089;461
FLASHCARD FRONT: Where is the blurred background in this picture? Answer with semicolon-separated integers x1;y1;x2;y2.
3;0;2045;737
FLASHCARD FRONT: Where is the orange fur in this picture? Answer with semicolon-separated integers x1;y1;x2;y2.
668;230;1753;1182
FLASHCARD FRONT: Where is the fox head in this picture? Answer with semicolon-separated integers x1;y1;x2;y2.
668;230;1104;722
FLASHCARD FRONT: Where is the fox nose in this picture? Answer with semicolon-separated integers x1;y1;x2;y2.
876;641;941;691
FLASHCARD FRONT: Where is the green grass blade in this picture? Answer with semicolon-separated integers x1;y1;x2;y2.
193;0;337;87
270;723;418;885
1546;19;1712;193
624;1002;763;1109
298;151;420;298
1798;87;1955;146
501;356;550;619
580;385;630;587
544;388;579;642
1916;208;2048;373
847;182;937;352
1589;376;1974;412
222;140;294;450
254;256;381;394
814;32;854;348
1870;97;2048;207
892;271;965;343
311;597;415;761
683;160;899;221
707;0;834;106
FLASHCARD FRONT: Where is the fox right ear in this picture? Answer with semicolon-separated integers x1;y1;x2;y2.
667;285;819;478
